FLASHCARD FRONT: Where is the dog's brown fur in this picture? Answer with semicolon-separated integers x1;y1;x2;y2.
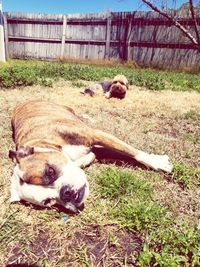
81;74;128;99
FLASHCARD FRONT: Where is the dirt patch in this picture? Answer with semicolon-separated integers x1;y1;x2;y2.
6;230;54;265
73;224;142;266
154;117;200;139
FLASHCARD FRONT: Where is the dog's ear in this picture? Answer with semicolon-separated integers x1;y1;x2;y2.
9;146;34;160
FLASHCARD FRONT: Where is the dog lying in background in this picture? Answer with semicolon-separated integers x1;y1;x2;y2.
9;100;173;213
81;74;128;99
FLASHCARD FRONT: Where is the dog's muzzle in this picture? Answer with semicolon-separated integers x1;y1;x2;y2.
40;184;87;213
60;184;86;204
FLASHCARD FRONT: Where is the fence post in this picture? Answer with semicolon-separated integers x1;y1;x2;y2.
0;0;6;62
60;15;67;59
105;13;111;59
3;12;8;59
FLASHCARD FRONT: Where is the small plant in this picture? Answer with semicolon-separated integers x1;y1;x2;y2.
183;134;200;144
171;162;200;189
183;110;200;120
71;81;87;88
139;224;200;267
38;78;53;87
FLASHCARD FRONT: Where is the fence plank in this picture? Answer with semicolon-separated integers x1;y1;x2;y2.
105;14;111;59
3;12;9;59
60;15;67;59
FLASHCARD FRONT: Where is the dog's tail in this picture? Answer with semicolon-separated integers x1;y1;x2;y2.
80;88;94;97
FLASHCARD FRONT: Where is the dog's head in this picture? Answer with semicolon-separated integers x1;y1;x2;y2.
9;146;89;213
106;75;128;99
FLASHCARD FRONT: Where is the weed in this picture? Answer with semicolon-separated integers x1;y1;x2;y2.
71;81;87;88
171;162;200;188
75;244;90;266
139;223;200;267
0;65;36;88
183;134;200;144
133;72;166;90
38;78;53;87
96;166;152;200
183;110;200;120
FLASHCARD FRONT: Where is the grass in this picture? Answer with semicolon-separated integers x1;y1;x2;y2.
95;166;200;266
0;60;200;266
171;162;200;189
1;59;200;92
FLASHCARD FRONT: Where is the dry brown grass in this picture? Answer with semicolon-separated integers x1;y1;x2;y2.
58;57;139;68
0;80;200;266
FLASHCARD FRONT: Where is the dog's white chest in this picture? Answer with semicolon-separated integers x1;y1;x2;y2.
62;145;95;167
62;145;90;161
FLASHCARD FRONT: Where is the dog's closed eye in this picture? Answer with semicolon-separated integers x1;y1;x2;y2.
46;166;55;177
113;81;126;86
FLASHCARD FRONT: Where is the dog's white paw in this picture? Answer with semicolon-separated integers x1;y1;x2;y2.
136;152;173;173
42;198;57;207
10;188;21;202
149;154;173;173
10;173;21;202
105;92;111;99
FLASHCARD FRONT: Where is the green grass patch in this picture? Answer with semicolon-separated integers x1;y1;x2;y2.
71;81;88;88
95;167;169;231
139;224;200;267
171;162;200;189
183;110;200;120
1;60;200;92
95;166;200;266
95;166;152;200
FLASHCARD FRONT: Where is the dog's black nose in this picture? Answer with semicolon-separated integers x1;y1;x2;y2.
60;186;76;202
60;185;86;203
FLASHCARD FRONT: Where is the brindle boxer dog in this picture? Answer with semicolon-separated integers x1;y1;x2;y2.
9;100;173;213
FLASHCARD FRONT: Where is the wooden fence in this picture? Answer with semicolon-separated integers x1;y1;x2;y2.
2;10;200;69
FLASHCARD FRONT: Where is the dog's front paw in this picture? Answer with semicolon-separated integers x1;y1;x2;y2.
105;92;111;98
10;188;21;202
150;154;173;173
42;198;57;207
136;152;173;173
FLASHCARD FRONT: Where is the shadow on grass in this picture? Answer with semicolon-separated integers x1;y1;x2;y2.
6;264;40;267
11;199;84;216
92;146;149;170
